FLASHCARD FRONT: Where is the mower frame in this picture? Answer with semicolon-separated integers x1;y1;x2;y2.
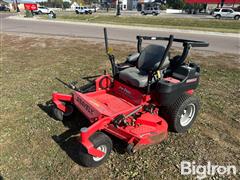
51;28;209;164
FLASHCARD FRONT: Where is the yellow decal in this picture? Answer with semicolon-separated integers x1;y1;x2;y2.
157;70;161;79
108;47;113;54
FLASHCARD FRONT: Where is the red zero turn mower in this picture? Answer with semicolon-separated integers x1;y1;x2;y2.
51;28;209;167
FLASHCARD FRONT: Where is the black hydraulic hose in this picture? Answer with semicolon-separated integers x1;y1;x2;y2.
108;54;116;76
137;36;142;53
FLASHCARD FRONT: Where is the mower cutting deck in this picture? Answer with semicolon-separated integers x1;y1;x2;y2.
50;28;209;167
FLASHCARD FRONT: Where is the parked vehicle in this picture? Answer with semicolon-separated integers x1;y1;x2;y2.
141;7;160;16
233;6;240;12
209;8;217;15
89;6;99;12
212;8;240;20
0;5;10;12
33;6;54;15
75;6;92;14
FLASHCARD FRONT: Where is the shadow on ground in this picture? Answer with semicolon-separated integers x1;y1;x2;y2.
38;101;127;166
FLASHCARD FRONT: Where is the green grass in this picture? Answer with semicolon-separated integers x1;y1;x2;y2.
50;13;240;33
1;33;240;179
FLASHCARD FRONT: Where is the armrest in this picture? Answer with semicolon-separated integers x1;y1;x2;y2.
126;52;140;65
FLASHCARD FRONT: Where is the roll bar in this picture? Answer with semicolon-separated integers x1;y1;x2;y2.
103;28;209;78
136;35;209;67
136;36;209;50
157;35;174;71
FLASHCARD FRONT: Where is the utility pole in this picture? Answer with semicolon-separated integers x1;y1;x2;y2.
116;0;121;16
220;0;225;7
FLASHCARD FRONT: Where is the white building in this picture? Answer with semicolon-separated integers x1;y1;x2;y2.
70;2;79;10
118;0;138;10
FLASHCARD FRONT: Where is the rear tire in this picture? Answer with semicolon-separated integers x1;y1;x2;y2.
234;15;240;20
76;11;79;14
79;132;112;167
215;14;221;19
159;94;200;133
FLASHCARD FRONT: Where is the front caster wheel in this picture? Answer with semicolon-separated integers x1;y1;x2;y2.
159;94;200;133
126;144;135;155
51;102;74;121
79;132;112;167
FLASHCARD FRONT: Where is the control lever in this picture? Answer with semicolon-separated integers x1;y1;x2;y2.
113;106;143;127
56;77;79;91
69;81;78;88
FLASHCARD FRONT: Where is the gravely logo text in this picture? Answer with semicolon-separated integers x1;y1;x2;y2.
76;97;94;115
118;86;134;100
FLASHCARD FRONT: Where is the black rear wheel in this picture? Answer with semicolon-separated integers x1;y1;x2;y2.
79;132;112;167
159;94;200;133
215;14;221;19
234;15;240;20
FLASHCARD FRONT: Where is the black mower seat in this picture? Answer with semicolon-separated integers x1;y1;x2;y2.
119;67;148;87
119;44;169;88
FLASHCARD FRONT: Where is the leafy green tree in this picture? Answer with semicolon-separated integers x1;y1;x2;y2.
74;0;84;6
63;1;71;8
167;0;185;9
46;0;64;8
82;0;99;5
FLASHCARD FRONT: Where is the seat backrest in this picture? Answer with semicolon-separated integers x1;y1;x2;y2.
137;44;168;72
